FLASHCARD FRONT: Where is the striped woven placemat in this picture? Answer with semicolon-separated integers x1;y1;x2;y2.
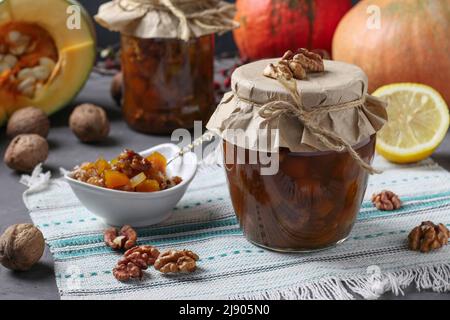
23;156;450;299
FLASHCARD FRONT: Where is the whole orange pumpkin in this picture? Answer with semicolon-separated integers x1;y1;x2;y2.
233;0;352;60
333;0;450;103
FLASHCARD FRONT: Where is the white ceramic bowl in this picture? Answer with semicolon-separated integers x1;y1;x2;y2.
65;144;198;227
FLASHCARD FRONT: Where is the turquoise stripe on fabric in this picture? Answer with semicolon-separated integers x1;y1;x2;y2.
39;190;450;231
360;190;450;209
50;217;239;248
359;197;450;219
52;228;243;260
45;191;450;262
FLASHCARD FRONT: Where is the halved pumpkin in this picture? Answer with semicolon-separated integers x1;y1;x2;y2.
0;0;96;124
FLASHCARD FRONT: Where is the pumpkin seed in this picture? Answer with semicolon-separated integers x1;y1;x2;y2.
17;77;36;95
32;65;50;80
39;57;56;70
20;85;35;98
17;68;33;80
3;54;17;68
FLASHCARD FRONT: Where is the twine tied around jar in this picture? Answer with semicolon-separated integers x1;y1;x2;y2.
258;75;381;174
115;0;238;41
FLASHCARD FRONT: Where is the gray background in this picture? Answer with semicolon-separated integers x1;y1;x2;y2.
1;0;448;300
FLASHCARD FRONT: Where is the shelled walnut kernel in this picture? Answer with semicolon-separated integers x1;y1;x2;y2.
408;221;450;253
371;190;402;211
104;225;137;251
113;245;160;281
154;249;199;274
263;48;324;80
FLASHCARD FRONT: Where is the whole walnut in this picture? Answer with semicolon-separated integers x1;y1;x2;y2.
4;134;49;172
6;107;50;138
69;104;110;143
0;224;45;271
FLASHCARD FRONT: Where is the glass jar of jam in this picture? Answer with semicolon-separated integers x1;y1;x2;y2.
207;57;388;252
95;0;238;134
121;35;215;134
223;136;376;251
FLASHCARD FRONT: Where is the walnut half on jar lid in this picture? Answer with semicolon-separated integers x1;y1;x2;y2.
207;58;388;155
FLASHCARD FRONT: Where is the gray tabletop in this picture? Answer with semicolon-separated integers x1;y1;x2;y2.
1;74;449;300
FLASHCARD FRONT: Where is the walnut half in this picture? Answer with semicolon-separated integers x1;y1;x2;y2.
408;221;450;253
263;48;324;81
371;190;402;211
154;249;199;274
104;225;137;251
293;48;325;73
113;245;160;281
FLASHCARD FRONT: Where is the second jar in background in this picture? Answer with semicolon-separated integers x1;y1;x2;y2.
121;35;215;134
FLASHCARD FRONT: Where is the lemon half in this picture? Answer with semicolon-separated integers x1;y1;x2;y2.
373;83;449;163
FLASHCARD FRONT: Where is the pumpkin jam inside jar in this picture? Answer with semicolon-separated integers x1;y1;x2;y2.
96;0;238;134
223;137;376;252
0;22;58;99
121;35;215;134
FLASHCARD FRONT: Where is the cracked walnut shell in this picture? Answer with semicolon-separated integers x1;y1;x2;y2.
408;221;450;253
371;190;402;211
104;225;137;251
154;250;199;274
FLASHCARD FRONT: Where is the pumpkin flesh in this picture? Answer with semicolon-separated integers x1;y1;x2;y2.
0;0;96;122
332;0;450;103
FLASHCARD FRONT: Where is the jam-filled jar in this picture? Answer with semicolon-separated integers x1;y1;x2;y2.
96;0;237;134
121;35;215;134
223;137;376;251
207;58;387;252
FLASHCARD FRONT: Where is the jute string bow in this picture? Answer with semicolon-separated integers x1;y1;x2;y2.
116;0;238;41
258;76;380;174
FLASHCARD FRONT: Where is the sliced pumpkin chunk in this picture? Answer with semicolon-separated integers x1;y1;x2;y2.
104;170;131;189
136;179;161;193
95;158;110;175
0;42;95;115
0;0;96;123
147;152;167;172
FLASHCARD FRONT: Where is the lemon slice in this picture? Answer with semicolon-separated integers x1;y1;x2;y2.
373;83;449;163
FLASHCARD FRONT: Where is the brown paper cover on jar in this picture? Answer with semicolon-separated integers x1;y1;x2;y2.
95;0;239;41
207;59;388;153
